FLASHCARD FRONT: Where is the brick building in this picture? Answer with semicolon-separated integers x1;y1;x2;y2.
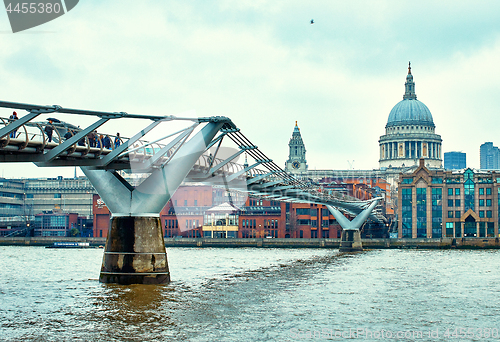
93;185;346;239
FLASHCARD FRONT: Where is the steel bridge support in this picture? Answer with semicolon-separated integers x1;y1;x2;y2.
326;200;379;252
83;122;224;285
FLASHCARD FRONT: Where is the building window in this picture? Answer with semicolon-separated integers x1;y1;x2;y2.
416;188;427;238
432;178;443;184
447;199;453;207
455;211;461;218
448;188;453;196
488;222;495;237
455;222;461;237
402;188;412;238
194;200;197;206
311;220;317;227
455;199;461;207
479;188;485;195
487;210;492;218
54;193;61;199
432;187;442;238
448;211;453;218
296;208;310;215
479;211;485;218
464;176;475;211
402;178;413;184
487;188;492;195
446;222;454;237
455;188;460;196
487;199;492;207
479;222;486;238
184;200;187;206
479;199;485;207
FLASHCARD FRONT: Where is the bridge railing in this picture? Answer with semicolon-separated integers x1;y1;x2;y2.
0;115;266;178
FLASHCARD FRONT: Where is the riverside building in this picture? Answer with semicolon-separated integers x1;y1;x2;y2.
398;159;500;238
93;185;344;239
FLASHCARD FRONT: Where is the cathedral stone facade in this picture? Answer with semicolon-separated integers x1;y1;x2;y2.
379;64;442;169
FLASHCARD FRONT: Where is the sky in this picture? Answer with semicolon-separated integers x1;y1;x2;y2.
1;0;500;178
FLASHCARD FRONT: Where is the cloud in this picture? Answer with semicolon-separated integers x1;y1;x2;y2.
1;0;500;179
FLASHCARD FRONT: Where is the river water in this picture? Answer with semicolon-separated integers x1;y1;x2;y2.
1;246;500;341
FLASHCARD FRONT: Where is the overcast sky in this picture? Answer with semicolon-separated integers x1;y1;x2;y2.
1;1;500;178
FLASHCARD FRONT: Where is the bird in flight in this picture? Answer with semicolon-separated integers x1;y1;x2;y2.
310;19;314;24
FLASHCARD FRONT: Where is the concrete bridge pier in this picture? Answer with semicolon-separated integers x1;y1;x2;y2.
326;199;380;253
99;215;169;284
82;121;226;285
339;230;363;252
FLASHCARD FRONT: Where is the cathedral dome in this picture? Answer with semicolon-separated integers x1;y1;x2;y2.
386;99;434;128
385;62;435;129
379;63;443;170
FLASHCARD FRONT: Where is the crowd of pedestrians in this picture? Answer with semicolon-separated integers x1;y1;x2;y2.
6;112;122;150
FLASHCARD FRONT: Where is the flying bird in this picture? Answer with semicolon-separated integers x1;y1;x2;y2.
310;19;314;24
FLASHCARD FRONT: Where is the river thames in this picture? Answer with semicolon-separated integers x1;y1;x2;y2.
1;246;500;341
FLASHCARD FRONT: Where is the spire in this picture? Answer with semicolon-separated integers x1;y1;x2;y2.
293;121;300;133
403;62;417;100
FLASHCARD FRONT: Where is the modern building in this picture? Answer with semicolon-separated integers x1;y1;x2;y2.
0;179;28;235
33;210;86;237
24;176;95;219
285;121;308;174
480;142;500;170
379;63;442;169
444;152;466;170
202;202;241;238
398;159;499;238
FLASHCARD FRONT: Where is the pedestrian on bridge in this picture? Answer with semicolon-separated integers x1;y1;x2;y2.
114;133;121;149
102;135;111;149
96;134;104;148
63;129;73;141
88;131;96;147
9;111;18;138
44;120;54;143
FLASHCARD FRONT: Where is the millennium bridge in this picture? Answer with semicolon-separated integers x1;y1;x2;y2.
0;100;384;284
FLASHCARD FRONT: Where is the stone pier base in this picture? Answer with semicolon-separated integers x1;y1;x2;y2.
339;230;363;252
99;216;170;285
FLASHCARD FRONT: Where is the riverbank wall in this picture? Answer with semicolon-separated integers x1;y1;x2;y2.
1;237;500;249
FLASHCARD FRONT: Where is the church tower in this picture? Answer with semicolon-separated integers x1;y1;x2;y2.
285;121;308;174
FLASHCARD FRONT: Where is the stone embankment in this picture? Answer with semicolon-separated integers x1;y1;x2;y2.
1;237;500;249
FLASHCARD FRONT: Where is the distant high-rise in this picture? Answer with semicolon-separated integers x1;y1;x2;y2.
444;152;466;170
480;142;500;169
